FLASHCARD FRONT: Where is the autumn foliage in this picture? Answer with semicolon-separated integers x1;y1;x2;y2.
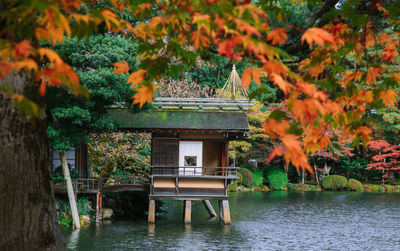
1;0;399;173
367;140;400;177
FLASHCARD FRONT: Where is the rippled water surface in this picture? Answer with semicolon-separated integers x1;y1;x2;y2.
62;191;400;250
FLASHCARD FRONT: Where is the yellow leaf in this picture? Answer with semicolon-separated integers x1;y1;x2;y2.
113;60;129;74
132;83;155;108
128;69;147;88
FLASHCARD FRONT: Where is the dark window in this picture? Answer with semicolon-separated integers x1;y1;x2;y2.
184;156;197;166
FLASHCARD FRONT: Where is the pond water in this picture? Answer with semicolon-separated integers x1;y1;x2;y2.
62;191;400;250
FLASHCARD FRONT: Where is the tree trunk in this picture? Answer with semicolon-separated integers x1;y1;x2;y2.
301;168;305;185
0;71;65;250
59;151;80;229
313;163;319;186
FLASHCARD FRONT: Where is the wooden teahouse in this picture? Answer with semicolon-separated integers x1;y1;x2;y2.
109;66;252;224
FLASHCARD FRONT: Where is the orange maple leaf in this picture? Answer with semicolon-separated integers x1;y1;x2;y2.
301;28;335;48
270;73;290;94
16;59;38;72
190;31;210;51
366;67;385;85
241;68;264;90
132;83;155;108
113;60;129;74
267;28;287;45
379;89;398;107
267;146;284;163
14;40;33;58
38;48;63;65
101;9;120;30
128;69;147;88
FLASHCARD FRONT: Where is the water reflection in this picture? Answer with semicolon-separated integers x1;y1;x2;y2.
62;192;400;250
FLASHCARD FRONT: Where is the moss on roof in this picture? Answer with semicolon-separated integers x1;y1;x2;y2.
108;109;249;131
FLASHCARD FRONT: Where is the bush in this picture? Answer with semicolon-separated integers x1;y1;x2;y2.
253;169;263;187
238;168;253;187
385;185;393;192
265;167;288;190
321;175;348;191
228;180;238;192
236;172;243;185
287;183;295;190
347;179;363;192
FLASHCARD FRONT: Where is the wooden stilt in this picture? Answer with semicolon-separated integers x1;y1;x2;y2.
219;200;223;221
148;200;155;224
184;200;191;224
99;192;103;221
95;192;100;223
202;200;217;217
219;200;231;225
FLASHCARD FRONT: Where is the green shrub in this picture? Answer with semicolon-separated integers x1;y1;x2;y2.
385;185;392;192
265;167;288;190
228;180;238;192
321;175;348;191
347;179;363;192
240;164;255;171
252;169;264;187
236;172;243;185
369;185;379;191
238;168;253;187
287;183;295;190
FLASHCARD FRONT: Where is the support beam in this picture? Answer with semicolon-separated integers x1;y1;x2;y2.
99;192;103;221
219;200;231;225
184;200;191;224
148;200;155;224
202;200;217;217
95;192;100;223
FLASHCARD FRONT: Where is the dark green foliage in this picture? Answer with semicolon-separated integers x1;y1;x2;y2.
56;197;93;227
287;183;295;190
228;180;238;192
106;191;150;219
238;168;253;187
347;179;363;192
47;34;142;152
52;164;80;183
265;167;288;190
321;175;348;191
253;169;264;187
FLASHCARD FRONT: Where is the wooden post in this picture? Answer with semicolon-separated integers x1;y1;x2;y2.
99;192;103;221
202;200;217;217
219;200;231;225
148;200;155;224
95;192;100;223
184;200;191;224
219;200;223;220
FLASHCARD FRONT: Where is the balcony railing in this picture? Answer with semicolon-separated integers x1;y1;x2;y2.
151;166;238;177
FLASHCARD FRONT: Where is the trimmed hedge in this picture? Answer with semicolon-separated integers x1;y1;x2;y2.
321;175;348;191
253;169;264;187
265;167;288;190
238;168;253;187
347;178;363;192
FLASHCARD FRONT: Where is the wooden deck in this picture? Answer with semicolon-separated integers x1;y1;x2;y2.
149;166;238;200
53;175;149;194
